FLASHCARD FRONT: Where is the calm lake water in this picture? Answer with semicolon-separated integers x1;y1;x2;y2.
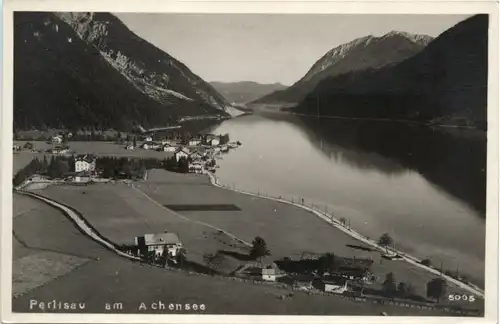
211;112;486;287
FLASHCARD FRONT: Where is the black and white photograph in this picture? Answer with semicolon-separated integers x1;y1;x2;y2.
2;1;499;322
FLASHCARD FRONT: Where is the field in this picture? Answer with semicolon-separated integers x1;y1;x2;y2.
12;194;97;297
12;194;457;315
33;182;249;270
27;169;483;312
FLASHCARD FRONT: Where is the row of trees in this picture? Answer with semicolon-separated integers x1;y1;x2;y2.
96;156;190;179
13;154;193;187
13;156;72;186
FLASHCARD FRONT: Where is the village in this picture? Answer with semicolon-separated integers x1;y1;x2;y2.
13;131;241;182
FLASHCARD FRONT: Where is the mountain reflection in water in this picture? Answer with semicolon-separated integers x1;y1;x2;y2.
297;116;487;216
210;112;486;287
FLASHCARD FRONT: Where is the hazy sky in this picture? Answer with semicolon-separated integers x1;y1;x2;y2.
115;14;470;85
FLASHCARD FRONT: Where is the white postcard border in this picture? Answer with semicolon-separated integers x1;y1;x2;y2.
1;1;499;323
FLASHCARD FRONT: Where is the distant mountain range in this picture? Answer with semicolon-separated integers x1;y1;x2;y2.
14;12;232;131
210;81;287;104
295;15;488;129
254;31;433;105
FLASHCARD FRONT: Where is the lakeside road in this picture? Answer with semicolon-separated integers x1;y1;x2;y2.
203;169;485;298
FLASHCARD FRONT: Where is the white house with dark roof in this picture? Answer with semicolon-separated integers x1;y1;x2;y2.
174;147;190;161
74;154;96;173
162;143;177;152
51;135;63;144
51;146;69;155
188;136;202;146
135;232;183;258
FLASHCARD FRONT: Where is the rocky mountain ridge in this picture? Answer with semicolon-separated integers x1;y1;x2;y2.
254;31;433;104
296;15;488;128
54;12;230;113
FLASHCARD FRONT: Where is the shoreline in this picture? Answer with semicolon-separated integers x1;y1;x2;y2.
203;170;485;298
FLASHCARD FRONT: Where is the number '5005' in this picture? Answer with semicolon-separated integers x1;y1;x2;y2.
448;294;475;302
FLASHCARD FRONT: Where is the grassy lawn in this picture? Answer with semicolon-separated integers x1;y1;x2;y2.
12;194;99;297
11;193;478;315
138;170;483;309
34;183;249;269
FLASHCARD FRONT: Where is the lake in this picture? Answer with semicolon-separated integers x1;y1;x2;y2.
211;112;486;287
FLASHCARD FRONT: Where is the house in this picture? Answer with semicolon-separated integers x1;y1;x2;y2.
188;137;202;146
74;154;96;173
175;148;190;161
51;135;63;144
188;162;204;174
141;142;160;150
293;275;315;290
125;144;135;150
322;276;349;294
162;143;177;152
134;232;183;258
262;268;277;282
144;136;153;142
51;146;69;154
203;134;216;144
13;145;21;151
209;137;220;146
189;151;204;161
220;145;229;153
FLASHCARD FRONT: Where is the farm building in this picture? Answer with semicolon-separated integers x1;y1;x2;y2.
135;232;183;258
322;276;349;294
293;275;315;290
262;268;277;282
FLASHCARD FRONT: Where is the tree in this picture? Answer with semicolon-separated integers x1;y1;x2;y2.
378;233;393;252
41;156;49;173
382;272;397;296
133;136;137;147
250;236;270;261
177;157;189;173
23;142;33;150
420;259;432;266
318;252;336;274
427;278;447;303
397;282;414;298
339;217;347;226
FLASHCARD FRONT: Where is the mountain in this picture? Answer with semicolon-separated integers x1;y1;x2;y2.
254;31;433;104
210;81;287;104
296;15;488;129
14;12;231;131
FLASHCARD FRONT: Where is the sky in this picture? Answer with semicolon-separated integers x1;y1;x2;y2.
115;13;471;85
